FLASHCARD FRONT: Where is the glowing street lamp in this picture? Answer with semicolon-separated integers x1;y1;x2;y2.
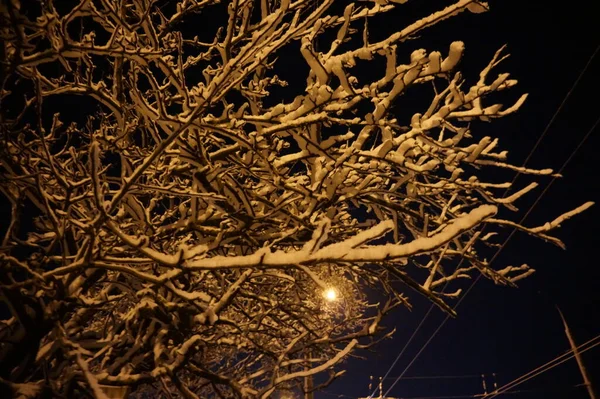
301;286;340;399
323;287;338;302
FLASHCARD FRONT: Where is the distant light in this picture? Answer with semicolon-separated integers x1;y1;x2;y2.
324;287;338;302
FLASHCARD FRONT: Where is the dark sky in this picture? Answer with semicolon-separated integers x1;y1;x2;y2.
319;1;599;398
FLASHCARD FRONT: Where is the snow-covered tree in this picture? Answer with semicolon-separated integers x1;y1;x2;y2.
0;0;591;397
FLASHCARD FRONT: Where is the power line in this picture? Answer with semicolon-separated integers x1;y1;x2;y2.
513;43;599;186
376;301;438;391
482;333;600;398
355;334;598;399
363;385;584;399
485;334;600;398
380;45;600;398
384;374;487;380
347;334;597;399
371;42;599;399
481;387;585;396
384;111;599;398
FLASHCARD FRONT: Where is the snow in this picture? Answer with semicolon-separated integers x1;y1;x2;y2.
531;202;594;233
185;205;496;270
441;41;465;71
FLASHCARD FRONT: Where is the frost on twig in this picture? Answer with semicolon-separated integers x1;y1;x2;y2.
0;0;590;397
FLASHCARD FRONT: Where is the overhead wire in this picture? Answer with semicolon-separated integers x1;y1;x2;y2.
482;332;600;398
511;43;599;184
370;333;600;399
396;385;586;399
375;300;437;390
385;374;487;380
384;108;600;399
376;43;600;399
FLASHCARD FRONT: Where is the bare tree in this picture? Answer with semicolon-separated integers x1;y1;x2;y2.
0;0;591;398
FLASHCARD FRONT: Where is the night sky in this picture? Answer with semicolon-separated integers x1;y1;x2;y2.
318;1;600;398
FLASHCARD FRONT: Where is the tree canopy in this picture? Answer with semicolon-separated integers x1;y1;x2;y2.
0;0;591;398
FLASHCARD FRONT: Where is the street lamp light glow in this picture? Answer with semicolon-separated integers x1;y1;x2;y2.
324;288;338;302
